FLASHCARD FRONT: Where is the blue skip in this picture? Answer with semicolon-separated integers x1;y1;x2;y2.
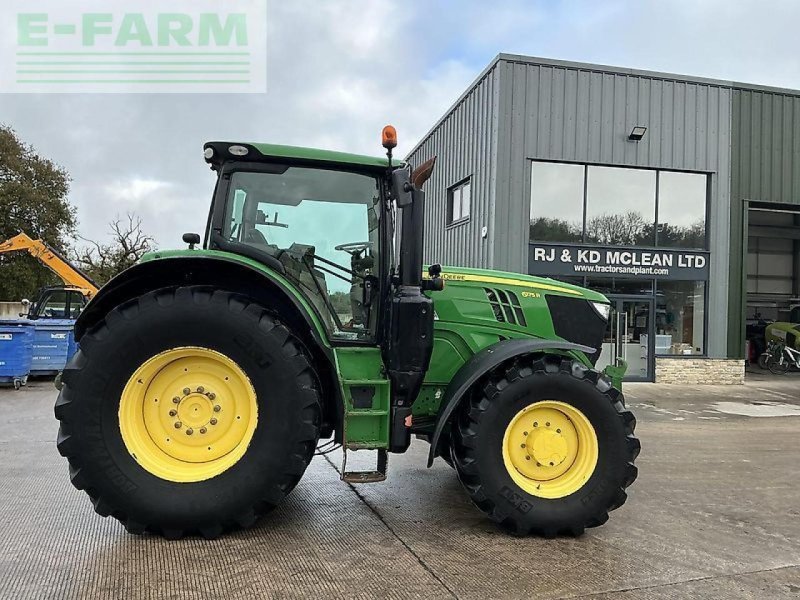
31;319;77;376
0;320;35;389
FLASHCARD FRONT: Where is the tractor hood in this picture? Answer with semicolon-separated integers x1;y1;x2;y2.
428;266;608;302
425;266;610;365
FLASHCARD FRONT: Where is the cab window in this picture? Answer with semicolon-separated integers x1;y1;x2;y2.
67;291;86;318
223;167;381;341
36;290;68;319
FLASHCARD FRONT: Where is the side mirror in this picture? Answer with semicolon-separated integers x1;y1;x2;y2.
21;298;30;306
391;168;413;208
182;232;201;249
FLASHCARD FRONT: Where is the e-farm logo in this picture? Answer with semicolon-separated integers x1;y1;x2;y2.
2;0;267;93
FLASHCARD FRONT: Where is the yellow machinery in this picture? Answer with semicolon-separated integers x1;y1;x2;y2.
0;232;97;299
0;232;98;319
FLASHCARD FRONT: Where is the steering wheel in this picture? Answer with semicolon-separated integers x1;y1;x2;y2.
334;241;372;255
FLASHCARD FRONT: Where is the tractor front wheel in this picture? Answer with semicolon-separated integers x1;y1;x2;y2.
55;286;321;539
450;355;639;536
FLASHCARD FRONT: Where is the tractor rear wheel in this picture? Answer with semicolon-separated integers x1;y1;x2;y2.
450;355;639;536
55;286;321;539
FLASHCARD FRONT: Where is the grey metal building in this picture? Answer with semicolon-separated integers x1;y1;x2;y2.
407;54;800;382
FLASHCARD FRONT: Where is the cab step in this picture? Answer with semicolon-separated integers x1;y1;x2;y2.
341;448;387;483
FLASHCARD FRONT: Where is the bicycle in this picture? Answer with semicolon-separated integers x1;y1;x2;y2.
757;339;783;370
768;342;800;374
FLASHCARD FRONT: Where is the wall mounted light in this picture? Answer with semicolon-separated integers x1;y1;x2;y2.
629;126;647;141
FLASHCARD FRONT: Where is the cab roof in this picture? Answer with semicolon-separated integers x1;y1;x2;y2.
203;141;402;171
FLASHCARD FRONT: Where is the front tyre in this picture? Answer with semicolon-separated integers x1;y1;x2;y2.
55;286;321;539
451;355;640;537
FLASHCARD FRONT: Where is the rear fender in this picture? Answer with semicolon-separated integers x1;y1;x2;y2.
74;254;342;439
426;338;595;467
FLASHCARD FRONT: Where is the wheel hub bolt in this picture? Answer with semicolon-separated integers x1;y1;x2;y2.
210;418;218;425
186;428;194;435
183;388;191;395
200;427;207;434
172;396;180;404
169;409;177;417
207;392;216;400
197;386;205;393
174;422;182;429
213;405;221;412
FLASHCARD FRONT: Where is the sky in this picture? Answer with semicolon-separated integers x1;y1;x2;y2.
2;0;800;249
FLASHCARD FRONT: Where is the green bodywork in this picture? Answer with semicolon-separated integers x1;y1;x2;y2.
138;251;613;449
765;321;800;351
250;142;400;170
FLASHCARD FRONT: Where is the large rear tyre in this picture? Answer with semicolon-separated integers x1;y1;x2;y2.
450;355;639;537
55;286;321;539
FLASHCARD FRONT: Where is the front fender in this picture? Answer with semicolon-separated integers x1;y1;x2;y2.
426;338;595;467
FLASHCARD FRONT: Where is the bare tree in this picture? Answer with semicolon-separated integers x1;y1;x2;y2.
586;211;648;245
75;213;155;285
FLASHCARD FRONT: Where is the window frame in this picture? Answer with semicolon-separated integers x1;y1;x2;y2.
447;177;472;227
528;159;710;250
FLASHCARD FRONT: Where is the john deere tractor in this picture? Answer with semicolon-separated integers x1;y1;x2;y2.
55;127;639;539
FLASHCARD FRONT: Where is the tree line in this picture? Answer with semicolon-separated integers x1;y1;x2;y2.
530;212;705;248
0;125;155;301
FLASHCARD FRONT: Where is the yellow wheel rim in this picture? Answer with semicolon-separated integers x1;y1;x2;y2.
502;400;598;499
119;347;258;483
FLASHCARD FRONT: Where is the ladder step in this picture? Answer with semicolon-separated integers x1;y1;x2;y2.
341;448;387;484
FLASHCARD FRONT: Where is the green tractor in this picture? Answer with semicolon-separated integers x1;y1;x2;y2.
55;127;639;539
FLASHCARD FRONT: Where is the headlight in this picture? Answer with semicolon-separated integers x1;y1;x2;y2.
590;301;611;321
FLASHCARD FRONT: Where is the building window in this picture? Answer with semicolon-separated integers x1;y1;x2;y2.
448;178;471;224
657;171;707;249
655;281;706;355
586;166;656;246
529;161;709;249
529;162;584;242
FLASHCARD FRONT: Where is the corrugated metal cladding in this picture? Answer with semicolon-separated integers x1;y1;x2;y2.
731;89;800;206
493;55;732;281
728;89;800;356
405;64;499;270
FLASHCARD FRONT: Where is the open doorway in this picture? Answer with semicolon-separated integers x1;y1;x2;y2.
745;204;800;364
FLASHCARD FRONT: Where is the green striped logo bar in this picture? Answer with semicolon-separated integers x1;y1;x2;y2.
3;0;267;93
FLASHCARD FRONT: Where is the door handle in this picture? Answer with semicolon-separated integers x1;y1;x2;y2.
622;314;629;361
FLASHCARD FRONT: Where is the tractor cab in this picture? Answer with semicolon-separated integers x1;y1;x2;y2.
203;156;386;341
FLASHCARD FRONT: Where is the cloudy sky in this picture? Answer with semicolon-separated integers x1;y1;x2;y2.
2;0;800;248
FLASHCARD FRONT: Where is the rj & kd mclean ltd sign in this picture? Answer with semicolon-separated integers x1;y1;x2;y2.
528;243;710;280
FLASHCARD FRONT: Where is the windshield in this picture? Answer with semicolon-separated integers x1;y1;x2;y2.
223;167;381;341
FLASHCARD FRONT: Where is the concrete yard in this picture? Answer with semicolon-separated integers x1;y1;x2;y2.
1;373;799;599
